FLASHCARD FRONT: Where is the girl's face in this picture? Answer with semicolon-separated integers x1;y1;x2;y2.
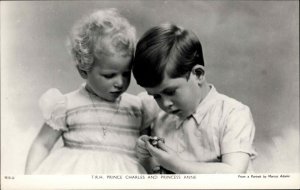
86;54;132;102
145;72;204;119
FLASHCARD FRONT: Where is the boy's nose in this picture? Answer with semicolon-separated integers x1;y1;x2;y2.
161;97;173;109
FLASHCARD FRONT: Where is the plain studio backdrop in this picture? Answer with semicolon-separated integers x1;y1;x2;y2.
1;1;299;174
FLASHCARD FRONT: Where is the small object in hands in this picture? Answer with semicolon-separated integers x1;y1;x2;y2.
149;136;165;148
152;166;174;174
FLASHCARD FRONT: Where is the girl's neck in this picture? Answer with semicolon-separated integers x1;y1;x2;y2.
85;85;99;97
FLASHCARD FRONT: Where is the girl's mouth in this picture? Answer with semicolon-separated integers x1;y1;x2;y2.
110;91;122;96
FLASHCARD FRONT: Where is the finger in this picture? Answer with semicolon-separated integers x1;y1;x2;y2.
136;147;149;153
137;151;152;159
157;141;174;153
137;154;151;159
136;143;150;154
136;145;151;158
137;139;146;148
136;136;150;149
145;140;164;157
140;135;151;142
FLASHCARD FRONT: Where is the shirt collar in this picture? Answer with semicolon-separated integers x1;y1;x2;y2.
191;84;220;125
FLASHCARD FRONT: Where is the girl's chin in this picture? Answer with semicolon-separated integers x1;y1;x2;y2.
105;94;122;102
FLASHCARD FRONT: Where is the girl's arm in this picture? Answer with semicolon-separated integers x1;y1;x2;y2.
146;141;250;174
25;123;62;174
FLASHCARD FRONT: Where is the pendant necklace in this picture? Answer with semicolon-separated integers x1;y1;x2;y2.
85;86;121;137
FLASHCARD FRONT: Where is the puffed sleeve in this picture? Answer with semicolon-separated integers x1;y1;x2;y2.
39;88;68;131
221;105;257;158
138;91;161;129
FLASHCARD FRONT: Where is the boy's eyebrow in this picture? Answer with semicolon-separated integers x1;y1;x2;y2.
101;69;131;73
162;86;177;93
147;86;177;96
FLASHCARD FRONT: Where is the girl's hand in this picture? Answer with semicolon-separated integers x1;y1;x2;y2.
136;135;152;159
146;140;181;172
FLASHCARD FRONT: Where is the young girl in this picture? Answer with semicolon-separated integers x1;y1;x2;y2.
133;23;257;174
25;8;156;174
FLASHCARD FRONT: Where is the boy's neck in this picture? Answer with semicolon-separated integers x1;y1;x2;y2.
197;81;211;106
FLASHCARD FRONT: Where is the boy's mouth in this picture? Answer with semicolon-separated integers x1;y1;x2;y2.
170;110;181;115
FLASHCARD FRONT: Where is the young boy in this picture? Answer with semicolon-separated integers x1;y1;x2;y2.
133;23;257;173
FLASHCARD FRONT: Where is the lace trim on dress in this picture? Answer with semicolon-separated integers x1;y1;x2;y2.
39;88;68;131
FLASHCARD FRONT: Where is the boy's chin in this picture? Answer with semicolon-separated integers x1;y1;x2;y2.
171;111;185;119
174;111;193;120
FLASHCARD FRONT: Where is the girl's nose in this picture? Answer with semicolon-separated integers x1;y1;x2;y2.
114;75;123;89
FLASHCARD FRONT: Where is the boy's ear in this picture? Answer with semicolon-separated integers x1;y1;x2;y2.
191;65;205;82
77;65;88;79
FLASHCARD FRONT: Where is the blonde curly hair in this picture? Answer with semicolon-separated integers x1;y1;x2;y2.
68;8;136;73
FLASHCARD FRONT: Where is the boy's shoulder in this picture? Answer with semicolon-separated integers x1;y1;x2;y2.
205;85;250;111
218;93;246;106
215;92;251;114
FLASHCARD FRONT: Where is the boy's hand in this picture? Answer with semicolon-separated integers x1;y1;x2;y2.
145;140;181;172
136;135;152;159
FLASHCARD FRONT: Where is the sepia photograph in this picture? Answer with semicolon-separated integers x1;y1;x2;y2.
1;0;299;189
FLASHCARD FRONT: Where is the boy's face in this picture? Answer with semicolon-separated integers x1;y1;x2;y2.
86;54;132;102
145;72;203;119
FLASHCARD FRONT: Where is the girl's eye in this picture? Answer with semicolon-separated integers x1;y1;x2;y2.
102;74;115;79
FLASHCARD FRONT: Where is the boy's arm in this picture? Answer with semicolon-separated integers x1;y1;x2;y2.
146;141;250;174
25;123;62;174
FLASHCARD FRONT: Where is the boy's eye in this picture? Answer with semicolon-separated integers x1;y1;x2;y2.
164;89;176;96
153;94;161;100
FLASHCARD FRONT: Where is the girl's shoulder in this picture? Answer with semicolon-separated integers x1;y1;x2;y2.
40;88;79;101
39;88;68;130
39;88;66;108
39;87;83;112
121;92;141;101
120;92;143;109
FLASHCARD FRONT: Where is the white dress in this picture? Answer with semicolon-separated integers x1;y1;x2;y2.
33;85;158;174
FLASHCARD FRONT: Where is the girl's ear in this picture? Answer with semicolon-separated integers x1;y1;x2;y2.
77;65;88;79
191;65;205;83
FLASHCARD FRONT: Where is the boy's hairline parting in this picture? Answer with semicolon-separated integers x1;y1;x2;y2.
132;23;205;88
66;8;137;74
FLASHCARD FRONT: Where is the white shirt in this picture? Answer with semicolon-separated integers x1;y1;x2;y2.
151;85;257;172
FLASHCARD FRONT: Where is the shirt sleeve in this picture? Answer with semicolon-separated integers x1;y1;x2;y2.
39;88;68;131
138;91;161;130
221;105;257;158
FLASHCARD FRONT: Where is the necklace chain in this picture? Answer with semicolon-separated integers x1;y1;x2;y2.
85;87;121;137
